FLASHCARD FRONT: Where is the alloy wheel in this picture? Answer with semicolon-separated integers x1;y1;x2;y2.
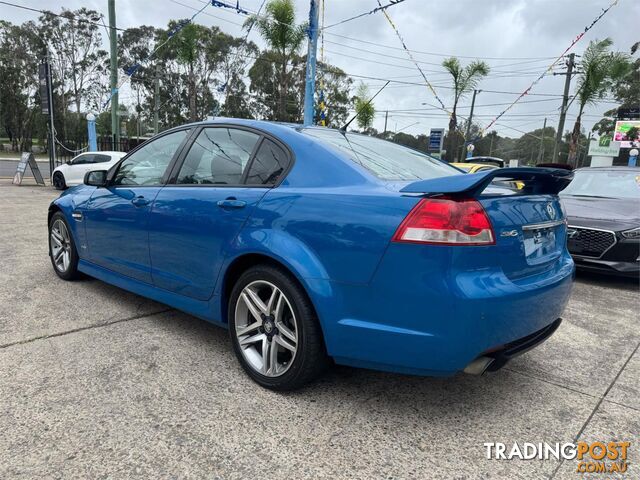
234;280;298;377
50;219;72;273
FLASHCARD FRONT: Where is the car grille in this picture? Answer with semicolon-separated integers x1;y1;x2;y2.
566;227;616;258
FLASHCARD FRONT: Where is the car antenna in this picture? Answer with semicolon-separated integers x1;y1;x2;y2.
340;81;390;133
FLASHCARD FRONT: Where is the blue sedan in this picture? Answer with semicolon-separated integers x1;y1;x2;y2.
48;119;575;390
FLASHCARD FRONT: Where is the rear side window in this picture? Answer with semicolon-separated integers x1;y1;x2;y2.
303;128;459;181
177;128;260;185
246;139;288;185
94;154;112;163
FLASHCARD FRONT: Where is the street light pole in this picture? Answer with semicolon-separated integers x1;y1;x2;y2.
108;0;119;146
303;0;319;126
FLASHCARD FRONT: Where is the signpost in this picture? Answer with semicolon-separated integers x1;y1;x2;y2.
588;136;621;167
12;153;45;186
428;128;444;158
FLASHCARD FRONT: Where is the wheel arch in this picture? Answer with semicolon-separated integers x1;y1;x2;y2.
218;252;332;348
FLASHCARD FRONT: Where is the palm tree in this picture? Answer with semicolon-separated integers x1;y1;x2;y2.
441;57;489;161
245;0;306;121
567;38;629;166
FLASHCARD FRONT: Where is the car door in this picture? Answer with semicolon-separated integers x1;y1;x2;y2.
67;153;96;185
83;129;190;283
148;126;291;300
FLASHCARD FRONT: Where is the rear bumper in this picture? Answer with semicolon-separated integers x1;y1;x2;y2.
466;318;562;374
316;247;574;377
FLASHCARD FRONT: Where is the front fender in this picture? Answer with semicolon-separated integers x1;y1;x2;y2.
48;185;95;257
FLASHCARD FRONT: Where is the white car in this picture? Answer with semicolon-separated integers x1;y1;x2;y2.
52;151;126;190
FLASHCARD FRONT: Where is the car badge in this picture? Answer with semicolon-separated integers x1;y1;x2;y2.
500;229;519;237
546;203;556;219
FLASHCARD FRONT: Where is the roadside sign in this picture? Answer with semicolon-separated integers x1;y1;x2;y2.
38;62;51;116
588;139;621;157
428;128;444;152
13;153;45;186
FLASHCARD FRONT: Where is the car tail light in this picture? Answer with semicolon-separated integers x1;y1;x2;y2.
392;197;495;245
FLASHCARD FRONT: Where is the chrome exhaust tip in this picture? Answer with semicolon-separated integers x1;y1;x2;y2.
463;356;494;375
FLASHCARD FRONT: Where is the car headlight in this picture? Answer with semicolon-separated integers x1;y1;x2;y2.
621;227;640;239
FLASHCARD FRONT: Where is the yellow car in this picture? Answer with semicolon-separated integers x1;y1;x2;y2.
451;162;499;174
451;163;525;189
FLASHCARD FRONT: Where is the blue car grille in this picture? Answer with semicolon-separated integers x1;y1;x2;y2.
566;227;615;258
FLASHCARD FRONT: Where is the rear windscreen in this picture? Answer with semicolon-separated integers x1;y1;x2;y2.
303;128;460;181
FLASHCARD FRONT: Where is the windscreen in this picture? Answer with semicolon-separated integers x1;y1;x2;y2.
561;169;640;199
303;128;460;181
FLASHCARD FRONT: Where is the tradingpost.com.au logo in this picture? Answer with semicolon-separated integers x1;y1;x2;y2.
484;441;630;474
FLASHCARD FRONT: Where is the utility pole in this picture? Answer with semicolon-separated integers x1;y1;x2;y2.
465;89;480;140
489;134;494;155
383;110;388;134
154;62;160;134
303;0;319;127
537;117;547;163
108;0;119;146
552;53;575;162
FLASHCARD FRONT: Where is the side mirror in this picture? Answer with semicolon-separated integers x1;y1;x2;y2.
84;170;108;187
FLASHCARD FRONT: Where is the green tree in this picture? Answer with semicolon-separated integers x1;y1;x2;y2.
354;83;375;130
246;0;307;121
314;63;352;128
441;57;489;161
567;38;630;165
0;21;42;151
38;8;108;138
592;41;639;137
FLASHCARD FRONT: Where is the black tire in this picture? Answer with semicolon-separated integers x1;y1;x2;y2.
228;264;329;391
48;212;80;280
53;172;66;190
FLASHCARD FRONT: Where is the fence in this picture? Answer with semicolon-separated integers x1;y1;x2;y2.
53;136;148;167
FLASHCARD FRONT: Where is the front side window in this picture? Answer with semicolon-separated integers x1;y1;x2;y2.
113;129;188;186
176;128;260;185
246;139;288;185
72;154;94;165
303;128;459;181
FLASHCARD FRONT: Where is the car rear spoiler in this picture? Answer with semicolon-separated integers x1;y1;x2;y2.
399;167;573;196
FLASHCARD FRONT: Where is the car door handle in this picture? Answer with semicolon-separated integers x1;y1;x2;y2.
217;198;246;209
132;196;150;207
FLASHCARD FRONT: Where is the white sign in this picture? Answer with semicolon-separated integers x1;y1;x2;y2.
588;140;621;157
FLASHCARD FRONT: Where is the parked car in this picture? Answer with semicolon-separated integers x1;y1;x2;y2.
52;151;126;190
48;119;575;390
450;162;498;173
560;166;640;277
463;156;505;168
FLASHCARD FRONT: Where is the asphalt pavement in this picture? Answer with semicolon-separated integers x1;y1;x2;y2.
0;181;638;479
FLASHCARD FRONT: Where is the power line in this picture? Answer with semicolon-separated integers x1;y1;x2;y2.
323;31;559;61
323;0;408;30
0;0;129;31
482;0;621;133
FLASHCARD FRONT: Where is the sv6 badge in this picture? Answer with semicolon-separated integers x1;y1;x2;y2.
500;229;519;237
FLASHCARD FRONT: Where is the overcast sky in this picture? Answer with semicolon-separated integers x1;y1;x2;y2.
3;0;638;139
